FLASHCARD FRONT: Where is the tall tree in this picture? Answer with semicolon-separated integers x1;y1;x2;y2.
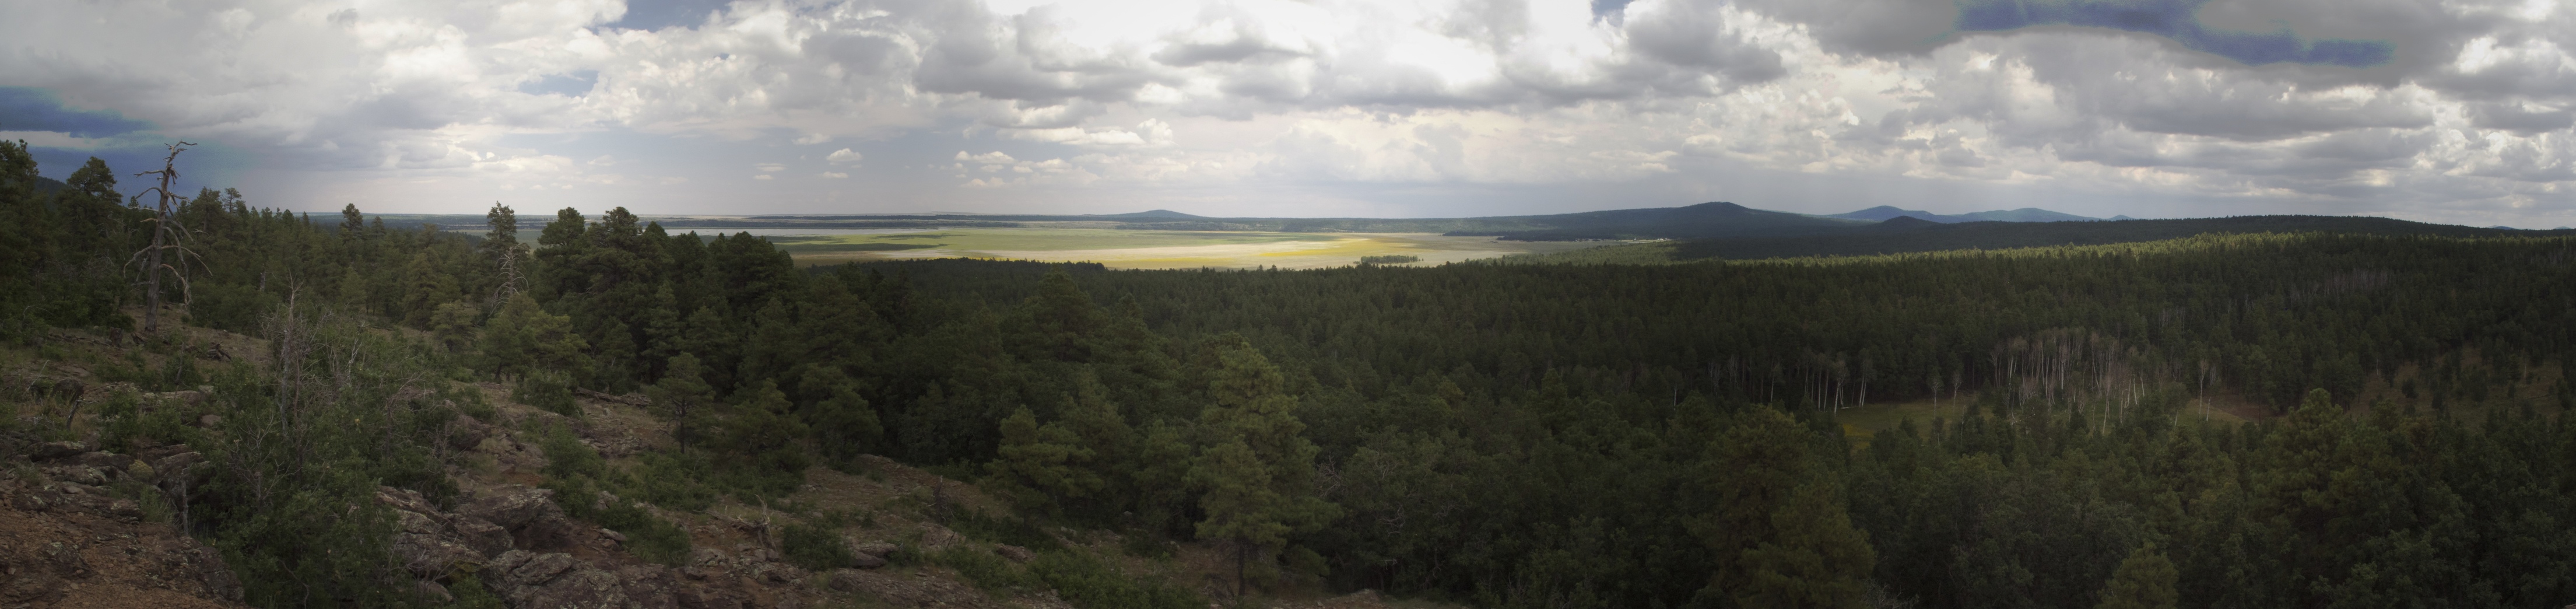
1191;335;1340;598
2094;544;2178;609
1735;481;1876;609
482;293;588;381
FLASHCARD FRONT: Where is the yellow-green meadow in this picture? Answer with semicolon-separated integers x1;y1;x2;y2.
764;228;1604;269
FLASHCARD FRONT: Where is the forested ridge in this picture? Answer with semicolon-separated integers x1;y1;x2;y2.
8;141;2576;608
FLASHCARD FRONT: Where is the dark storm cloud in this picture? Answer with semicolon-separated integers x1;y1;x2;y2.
1955;0;2392;67
2467;103;2576;134
0;86;154;137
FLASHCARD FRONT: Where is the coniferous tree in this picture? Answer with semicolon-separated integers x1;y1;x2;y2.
1191;335;1340;597
482;293;588;381
986;406;1100;516
2094;544;2178;609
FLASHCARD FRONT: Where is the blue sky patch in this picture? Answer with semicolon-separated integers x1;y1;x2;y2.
518;71;601;97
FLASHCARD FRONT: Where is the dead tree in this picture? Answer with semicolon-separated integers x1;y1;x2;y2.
128;142;201;337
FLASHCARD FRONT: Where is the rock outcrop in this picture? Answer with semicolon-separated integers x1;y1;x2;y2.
2;442;245;608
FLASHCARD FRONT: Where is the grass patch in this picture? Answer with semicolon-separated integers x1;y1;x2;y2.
1483;240;1680;265
946;508;1061;552
1833;399;1970;443
766;237;943;253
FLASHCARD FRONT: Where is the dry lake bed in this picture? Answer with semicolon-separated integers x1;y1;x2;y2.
756;228;1606;269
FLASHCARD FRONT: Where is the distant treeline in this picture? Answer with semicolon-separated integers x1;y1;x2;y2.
1675;215;2574;260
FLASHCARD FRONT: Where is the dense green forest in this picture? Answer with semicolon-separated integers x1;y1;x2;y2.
9;141;2576;608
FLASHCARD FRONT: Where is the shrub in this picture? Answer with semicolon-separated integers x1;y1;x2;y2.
781;522;854;571
1358;254;1421;265
535;424;603;480
947;508;1062;552
627;451;720;512
930;546;1030;592
513;372;578;417
185;283;278;334
1029;550;1204;609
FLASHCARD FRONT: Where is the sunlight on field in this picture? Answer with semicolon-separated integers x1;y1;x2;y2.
774;228;1603;269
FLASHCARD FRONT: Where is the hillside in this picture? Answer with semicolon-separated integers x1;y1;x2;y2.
1827;205;2104;223
1674;215;2576;260
3;320;1403;609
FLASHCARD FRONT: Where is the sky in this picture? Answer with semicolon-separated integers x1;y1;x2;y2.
1;0;2571;225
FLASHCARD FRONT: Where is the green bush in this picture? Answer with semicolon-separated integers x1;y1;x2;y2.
513;372;579;417
186;283;278;334
444;572;506;609
1029;551;1205;609
627;451;720;512
931;547;1031;592
96;390;199;454
947;509;1062;552
1358;254;1421;265
781;522;854;571
1118;533;1175;560
536;424;603;480
610;510;693;567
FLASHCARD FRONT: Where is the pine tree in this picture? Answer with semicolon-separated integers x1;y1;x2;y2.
651;353;718;449
709;380;812;496
1735;481;1876;609
801;366;882;467
482;293;588;381
1192;438;1289;601
2094;544;2178;609
985;406;1100;515
1190;335;1340;599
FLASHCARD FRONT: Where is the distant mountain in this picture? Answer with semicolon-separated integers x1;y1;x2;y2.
1953;208;2102;222
1095;209;1204;219
1674;215;2576;261
1830;206;1948;222
1826;205;2104;223
1452;201;1864;240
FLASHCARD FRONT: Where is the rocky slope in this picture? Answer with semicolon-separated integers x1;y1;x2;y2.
5;324;1422;609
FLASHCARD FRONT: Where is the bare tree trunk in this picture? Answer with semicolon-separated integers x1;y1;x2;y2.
129;142;196;337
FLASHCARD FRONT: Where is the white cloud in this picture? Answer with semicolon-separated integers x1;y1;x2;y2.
819;171;849;178
4;0;2573;224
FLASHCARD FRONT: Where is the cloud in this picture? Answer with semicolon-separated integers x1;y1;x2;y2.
2;0;2573;225
819;171;848;178
1953;0;2392;67
0;87;153;137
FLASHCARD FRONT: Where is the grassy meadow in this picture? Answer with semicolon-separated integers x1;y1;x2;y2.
765;227;1606;268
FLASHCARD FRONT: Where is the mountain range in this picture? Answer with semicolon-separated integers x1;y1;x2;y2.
1825;205;2134;223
